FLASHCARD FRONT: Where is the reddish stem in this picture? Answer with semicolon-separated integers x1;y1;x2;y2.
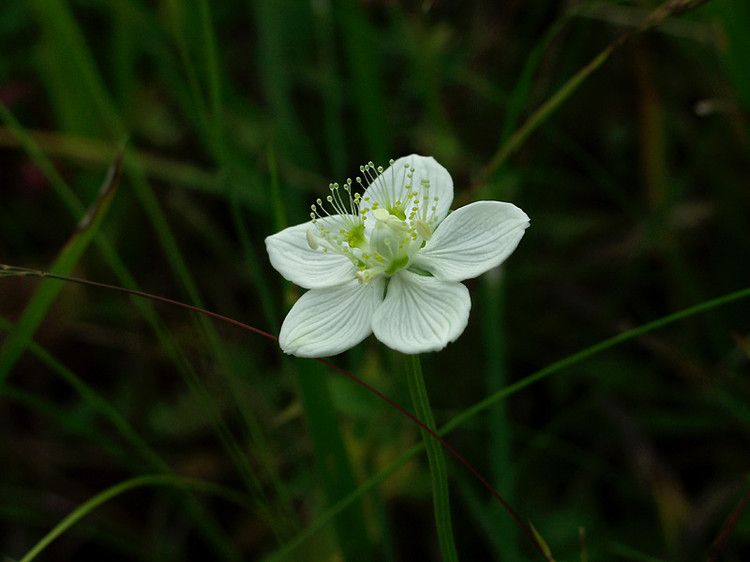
707;488;750;562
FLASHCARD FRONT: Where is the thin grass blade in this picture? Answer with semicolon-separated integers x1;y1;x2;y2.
0;152;122;384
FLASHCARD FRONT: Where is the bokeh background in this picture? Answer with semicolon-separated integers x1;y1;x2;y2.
1;0;749;560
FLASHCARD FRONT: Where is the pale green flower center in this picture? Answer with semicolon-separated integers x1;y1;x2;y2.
307;160;443;284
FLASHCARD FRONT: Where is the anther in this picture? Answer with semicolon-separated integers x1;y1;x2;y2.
306;229;319;250
415;219;432;241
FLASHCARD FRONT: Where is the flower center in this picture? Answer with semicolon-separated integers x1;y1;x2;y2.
307;159;443;284
370;208;413;273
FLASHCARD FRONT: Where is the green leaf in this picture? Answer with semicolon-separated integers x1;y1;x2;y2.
0;152;123;385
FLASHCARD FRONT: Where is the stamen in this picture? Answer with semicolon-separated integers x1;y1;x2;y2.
415;220;432;241
306;229;319;250
304;156;444;281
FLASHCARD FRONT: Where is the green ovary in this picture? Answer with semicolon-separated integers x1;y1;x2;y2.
385;255;409;276
368;210;413;276
387;204;406;220
344;222;366;248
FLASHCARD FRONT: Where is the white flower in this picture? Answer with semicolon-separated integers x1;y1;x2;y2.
265;154;530;357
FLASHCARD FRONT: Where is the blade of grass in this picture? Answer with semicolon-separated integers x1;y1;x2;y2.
712;0;750;111
468;0;713;201
0;102;284;545
388;6;455;154
170;0;297;529
245;26;377;550
196;0;223;155
443;284;750;435
529;522;556;561
16;475;252;562
28;0;124;139
473;44;615;196
0;496;147;560
311;0;348;175
496;8;570;146
295;360;375;562
251;0;317;164
110;1;136;115
403;353;459;562
30;0;284;525
0;151;121;384
480;272;521;561
0;127;228;200
465;11;581;550
176;0;280;330
162;0;213;145
333;0;390;162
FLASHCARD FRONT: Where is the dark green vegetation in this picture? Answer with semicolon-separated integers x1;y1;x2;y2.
1;0;749;560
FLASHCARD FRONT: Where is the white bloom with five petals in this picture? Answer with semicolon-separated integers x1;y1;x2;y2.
265;154;530;357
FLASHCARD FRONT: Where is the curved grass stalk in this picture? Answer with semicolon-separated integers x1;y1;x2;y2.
0;126;222;197
0;316;249;561
441;284;749;434
17;475;250;562
467;0;713;201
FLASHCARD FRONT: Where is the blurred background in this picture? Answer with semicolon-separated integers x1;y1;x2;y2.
1;0;749;560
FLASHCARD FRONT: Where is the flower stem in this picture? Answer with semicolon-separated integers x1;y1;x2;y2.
404;354;459;562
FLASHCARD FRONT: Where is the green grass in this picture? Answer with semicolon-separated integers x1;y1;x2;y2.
1;1;749;560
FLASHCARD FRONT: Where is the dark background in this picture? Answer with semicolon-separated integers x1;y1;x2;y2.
1;1;749;560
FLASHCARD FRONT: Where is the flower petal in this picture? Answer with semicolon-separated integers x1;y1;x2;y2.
360;154;453;227
265;216;356;289
279;277;385;357
372;270;470;354
412;201;530;282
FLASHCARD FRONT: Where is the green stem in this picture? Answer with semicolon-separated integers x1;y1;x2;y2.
404;354;459;562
